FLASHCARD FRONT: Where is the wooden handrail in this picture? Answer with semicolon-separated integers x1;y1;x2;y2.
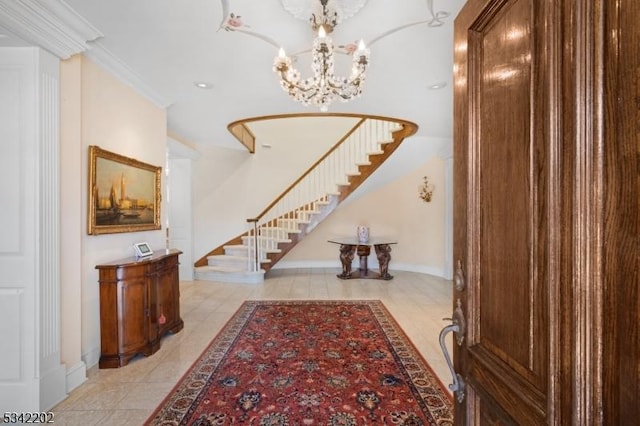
247;117;368;223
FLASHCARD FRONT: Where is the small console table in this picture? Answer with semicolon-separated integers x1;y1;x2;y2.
96;249;183;368
328;237;397;280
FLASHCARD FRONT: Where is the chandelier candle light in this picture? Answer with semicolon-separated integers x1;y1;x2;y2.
273;4;370;112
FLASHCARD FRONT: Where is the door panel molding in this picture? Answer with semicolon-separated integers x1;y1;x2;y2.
455;0;637;424
468;345;545;424
601;0;640;423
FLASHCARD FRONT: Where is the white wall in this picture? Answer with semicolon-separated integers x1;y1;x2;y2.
60;55;168;369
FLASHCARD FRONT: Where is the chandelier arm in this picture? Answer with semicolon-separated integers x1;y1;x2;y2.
330;86;362;100
325;67;365;89
327;80;360;91
278;70;322;94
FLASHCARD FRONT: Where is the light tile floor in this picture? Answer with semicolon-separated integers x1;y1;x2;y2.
51;268;454;425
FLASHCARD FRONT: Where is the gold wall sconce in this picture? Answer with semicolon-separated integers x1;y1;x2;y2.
419;176;434;203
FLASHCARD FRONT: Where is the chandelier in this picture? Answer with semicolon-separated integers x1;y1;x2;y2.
273;0;370;112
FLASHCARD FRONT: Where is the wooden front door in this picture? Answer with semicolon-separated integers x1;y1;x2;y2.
451;0;638;424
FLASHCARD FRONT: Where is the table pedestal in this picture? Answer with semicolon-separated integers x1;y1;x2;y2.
357;245;370;275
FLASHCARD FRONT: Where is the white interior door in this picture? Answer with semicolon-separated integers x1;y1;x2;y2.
167;139;199;280
0;47;66;412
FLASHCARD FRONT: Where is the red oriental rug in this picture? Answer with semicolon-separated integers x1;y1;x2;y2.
146;300;453;425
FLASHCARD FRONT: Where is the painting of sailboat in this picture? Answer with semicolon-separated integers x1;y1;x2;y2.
88;146;161;235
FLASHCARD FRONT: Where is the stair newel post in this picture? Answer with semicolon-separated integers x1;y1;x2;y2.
246;218;259;272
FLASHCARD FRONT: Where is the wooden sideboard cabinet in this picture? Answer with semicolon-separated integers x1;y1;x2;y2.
96;249;184;368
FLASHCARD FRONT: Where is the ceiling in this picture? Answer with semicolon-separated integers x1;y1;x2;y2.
0;0;466;150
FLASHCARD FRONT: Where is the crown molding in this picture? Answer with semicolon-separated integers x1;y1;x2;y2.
0;0;102;59
0;1;172;108
84;40;172;109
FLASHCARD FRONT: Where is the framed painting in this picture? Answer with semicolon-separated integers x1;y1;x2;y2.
88;145;162;235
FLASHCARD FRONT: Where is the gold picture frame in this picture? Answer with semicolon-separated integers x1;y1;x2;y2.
88;145;162;235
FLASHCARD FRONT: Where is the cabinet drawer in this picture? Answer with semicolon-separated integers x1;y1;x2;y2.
115;264;147;281
158;255;178;268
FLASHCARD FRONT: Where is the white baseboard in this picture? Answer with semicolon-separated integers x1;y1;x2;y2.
82;346;101;370
391;262;446;279
40;363;67;411
65;361;87;393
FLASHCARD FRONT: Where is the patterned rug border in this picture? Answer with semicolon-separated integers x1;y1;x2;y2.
146;299;453;424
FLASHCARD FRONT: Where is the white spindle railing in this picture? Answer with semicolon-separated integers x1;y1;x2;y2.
245;117;404;272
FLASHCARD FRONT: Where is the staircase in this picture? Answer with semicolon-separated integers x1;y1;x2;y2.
194;115;418;283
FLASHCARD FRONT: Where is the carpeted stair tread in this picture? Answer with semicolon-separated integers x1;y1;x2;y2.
223;244;248;250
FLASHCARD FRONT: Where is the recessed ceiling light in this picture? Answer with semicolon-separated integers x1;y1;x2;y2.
261;143;272;149
428;81;447;90
194;81;213;89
